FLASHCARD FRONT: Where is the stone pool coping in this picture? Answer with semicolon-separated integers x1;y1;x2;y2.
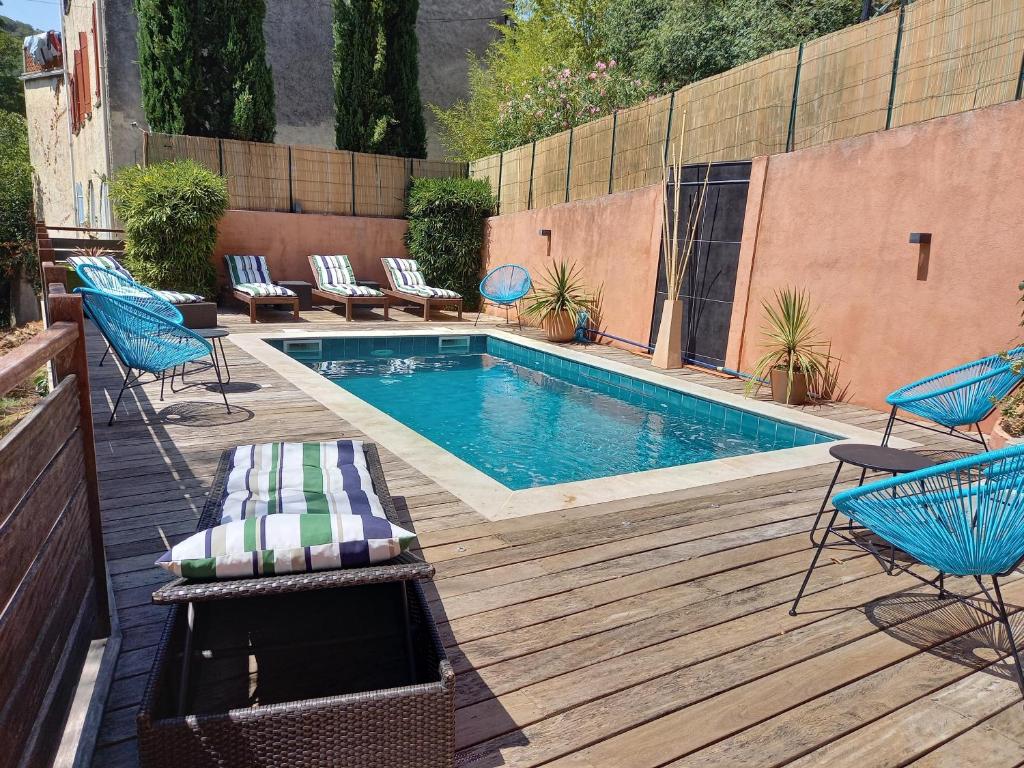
230;328;915;521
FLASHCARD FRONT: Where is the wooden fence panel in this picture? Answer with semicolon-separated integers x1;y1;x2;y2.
498;144;533;214
531;131;571;209
468;154;501;199
568;113;615;202
611;93;673;192
291;146;354;216
411;158;468;179
352;153;408;217
145;133;220;173
892;0;1024;127
221;139;291;212
676;48;798;164
794;12;899;149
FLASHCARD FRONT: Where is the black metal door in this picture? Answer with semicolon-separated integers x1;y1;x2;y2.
649;160;751;368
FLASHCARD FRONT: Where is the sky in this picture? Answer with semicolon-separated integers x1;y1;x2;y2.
2;0;61;32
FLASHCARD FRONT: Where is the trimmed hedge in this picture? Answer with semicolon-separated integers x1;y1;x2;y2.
405;177;494;309
0;111;36;328
111;160;229;298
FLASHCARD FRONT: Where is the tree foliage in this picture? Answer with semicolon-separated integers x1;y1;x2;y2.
434;0;862;160
0;31;25;115
135;0;275;140
111;160;229;298
405;177;495;309
0;111;36;327
334;0;426;157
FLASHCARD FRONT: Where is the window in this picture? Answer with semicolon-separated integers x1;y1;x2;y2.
87;180;95;227
99;181;110;227
74;182;85;225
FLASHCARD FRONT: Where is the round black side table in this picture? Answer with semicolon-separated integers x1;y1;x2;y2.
808;443;936;544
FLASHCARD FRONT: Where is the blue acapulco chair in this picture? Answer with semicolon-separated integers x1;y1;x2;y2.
790;444;1024;693
882;347;1024;450
75;288;230;425
76;264;184;367
474;264;532;329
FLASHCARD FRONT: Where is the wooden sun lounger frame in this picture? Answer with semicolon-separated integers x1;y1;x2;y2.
232;289;300;324
307;256;391;321
381;264;463;322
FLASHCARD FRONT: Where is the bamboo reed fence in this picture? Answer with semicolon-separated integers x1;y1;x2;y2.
144;134;468;217
470;0;1024;213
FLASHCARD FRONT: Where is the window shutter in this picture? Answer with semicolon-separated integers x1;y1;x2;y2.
92;4;101;102
79;32;91;118
72;49;83;131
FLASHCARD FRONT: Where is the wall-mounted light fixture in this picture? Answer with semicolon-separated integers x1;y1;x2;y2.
910;232;931;281
539;228;552;259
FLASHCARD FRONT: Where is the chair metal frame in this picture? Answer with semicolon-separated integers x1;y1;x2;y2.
791;444;1024;694
76;288;230;425
474;264;532;329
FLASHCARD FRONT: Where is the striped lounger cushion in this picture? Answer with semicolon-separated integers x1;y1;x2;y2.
155;513;416;579
225;254;296;297
220;440;386;523
310;255;383;297
68;255;205;303
383;257;461;299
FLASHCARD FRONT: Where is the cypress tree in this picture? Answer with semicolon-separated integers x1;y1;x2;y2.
333;0;384;152
134;0;201;134
226;0;276;142
379;0;426;158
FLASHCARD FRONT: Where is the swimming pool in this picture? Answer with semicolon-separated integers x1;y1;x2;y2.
269;334;838;491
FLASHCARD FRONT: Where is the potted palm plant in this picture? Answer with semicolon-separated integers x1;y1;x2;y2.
522;260;594;342
744;287;827;405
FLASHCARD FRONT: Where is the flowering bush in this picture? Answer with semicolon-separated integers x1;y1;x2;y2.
492;60;656;151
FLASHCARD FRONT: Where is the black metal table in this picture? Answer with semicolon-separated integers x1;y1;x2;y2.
169;327;231;392
808;443;936;544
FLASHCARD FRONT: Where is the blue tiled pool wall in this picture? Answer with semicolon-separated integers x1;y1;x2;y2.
484;338;836;449
269;333;837;450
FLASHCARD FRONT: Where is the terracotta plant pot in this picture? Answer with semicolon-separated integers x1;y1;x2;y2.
542;310;576;342
652;299;684;369
769;367;808;405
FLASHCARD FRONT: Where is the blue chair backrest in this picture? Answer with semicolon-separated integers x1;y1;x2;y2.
76;288;210;373
76;264;183;324
480;265;532;304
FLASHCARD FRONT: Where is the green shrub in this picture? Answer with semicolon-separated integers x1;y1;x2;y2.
405;177;494;309
0;111;36;327
111;160;229;298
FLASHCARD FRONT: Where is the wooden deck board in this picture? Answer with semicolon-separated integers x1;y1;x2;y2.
85;308;1020;767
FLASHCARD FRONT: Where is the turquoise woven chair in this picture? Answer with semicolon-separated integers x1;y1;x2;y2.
791;445;1024;693
77;265;183;367
882;347;1024;449
475;264;531;329
76;288;230;425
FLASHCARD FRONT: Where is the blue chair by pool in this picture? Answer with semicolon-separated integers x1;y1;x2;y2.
882;347;1024;450
76;288;230;425
77;265;184;367
475;264;531;329
791;444;1024;693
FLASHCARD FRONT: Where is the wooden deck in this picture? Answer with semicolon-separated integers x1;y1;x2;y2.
86;305;1024;768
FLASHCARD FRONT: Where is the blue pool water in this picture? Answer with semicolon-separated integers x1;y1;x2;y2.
269;335;837;490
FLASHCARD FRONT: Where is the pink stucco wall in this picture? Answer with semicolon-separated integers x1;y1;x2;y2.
482;184;664;348
213;210;408;289
727;99;1024;413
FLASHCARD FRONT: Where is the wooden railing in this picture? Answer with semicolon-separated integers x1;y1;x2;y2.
0;291;111;767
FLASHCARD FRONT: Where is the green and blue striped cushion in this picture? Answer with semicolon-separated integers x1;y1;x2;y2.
310;254;383;296
220;440;385;523
154;289;205;304
156;513;416;579
233;282;297;298
225;254;272;285
68;254;132;279
382;257;461;299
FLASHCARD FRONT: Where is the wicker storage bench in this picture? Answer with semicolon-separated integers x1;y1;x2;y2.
137;580;453;768
138;442;453;767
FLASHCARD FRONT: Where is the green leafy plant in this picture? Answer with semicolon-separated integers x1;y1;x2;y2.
0;111;36;328
522;260;594;324
405;176;494;309
111;160;229;298
744;287;828;401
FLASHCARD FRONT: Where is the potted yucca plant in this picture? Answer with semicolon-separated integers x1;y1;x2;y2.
522;260;594;342
745;287;827;405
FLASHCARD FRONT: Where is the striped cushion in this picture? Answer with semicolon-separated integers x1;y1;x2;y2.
382;257;462;299
68;254;132;279
225;254;273;286
155;513;416;579
310;254;383;296
234;282;296;298
220;440;385;523
318;284;383;298
154;289;205;304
